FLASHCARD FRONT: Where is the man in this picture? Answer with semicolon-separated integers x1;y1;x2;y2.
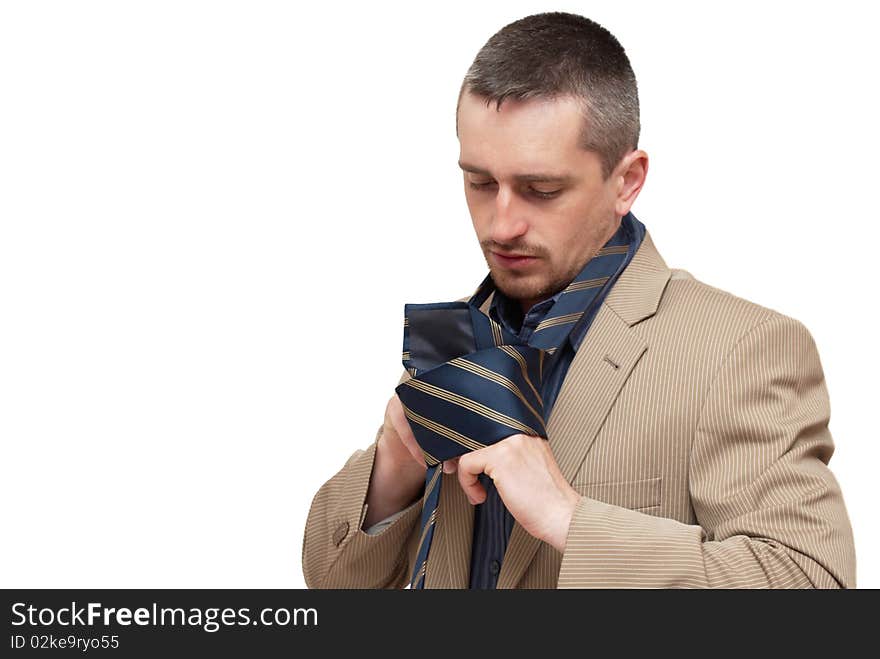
302;12;856;588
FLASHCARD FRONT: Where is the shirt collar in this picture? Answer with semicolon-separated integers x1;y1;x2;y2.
489;287;563;344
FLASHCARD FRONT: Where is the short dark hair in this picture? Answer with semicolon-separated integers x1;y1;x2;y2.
456;12;640;180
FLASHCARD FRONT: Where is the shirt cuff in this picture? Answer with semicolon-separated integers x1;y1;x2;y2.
362;504;416;536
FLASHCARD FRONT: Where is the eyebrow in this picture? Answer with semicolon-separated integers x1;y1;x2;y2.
458;160;576;184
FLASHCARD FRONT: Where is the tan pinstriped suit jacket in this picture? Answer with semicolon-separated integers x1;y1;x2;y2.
302;230;856;588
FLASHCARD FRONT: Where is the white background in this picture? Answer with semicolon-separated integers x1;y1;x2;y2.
1;1;877;588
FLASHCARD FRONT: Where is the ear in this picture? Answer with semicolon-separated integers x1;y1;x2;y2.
613;149;649;217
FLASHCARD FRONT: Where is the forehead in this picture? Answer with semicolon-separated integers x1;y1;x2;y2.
457;92;585;171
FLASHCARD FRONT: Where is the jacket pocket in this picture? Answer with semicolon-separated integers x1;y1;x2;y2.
571;476;661;511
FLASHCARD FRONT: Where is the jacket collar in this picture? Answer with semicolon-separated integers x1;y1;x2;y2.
602;229;671;326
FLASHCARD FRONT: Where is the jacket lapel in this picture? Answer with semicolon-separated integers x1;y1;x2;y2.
429;229;671;589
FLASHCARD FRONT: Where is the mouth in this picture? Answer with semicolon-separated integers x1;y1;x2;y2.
490;251;538;269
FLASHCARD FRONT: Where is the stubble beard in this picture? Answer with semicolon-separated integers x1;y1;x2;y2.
479;214;614;306
485;255;578;306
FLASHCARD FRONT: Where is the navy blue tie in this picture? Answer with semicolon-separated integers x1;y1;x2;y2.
397;230;632;589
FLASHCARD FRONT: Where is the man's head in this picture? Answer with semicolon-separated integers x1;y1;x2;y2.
456;12;648;311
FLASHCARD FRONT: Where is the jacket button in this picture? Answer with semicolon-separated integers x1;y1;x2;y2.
333;521;350;547
489;560;501;576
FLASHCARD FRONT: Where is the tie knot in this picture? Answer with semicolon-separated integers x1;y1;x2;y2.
398;301;548;466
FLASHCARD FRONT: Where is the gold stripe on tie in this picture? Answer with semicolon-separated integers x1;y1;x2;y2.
562;276;609;294
534;311;583;333
403;317;409;327
489;317;504;347
497;345;543;407
401;403;486;453
411;554;430;589
448;357;546;433
595;244;629;256
402;351;411;361
401;379;541;438
411;562;427;588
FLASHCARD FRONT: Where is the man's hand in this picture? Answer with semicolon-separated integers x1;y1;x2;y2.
361;395;427;529
445;434;582;553
380;394;427;471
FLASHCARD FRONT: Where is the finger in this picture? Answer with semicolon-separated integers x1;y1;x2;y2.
388;395;416;444
457;450;492;505
397;427;426;469
407;445;428;470
388;395;426;468
442;457;459;474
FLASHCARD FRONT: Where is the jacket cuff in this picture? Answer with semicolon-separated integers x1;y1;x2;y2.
324;440;424;587
558;495;705;588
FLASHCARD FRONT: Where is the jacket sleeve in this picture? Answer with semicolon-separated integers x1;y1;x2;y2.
302;369;424;589
557;313;857;588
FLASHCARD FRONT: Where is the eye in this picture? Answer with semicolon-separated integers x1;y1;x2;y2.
529;188;561;200
467;180;560;200
467;180;496;190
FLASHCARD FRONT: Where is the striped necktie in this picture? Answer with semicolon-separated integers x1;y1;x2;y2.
397;222;633;589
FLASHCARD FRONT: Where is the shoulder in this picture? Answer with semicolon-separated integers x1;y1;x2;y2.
662;267;802;328
641;267;818;364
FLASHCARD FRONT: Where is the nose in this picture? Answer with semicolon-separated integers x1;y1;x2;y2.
489;184;528;245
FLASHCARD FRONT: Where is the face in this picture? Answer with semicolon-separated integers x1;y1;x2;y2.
457;91;627;311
